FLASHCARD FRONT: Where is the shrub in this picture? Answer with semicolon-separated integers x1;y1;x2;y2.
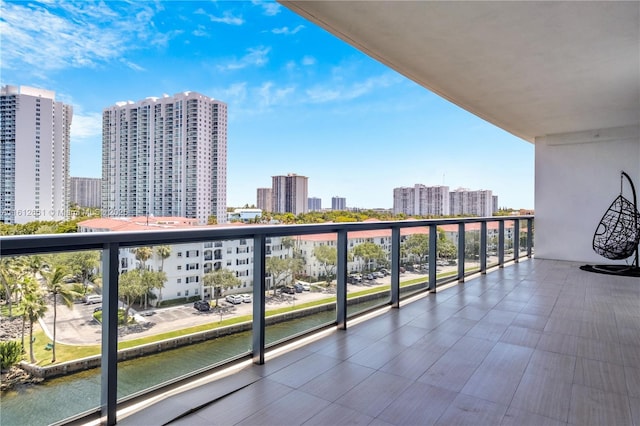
0;340;23;370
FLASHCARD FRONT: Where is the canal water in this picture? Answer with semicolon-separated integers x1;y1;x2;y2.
1;310;345;425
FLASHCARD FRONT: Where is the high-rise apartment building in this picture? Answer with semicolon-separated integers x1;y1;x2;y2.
1;85;72;224
256;188;272;212
308;197;322;212
102;92;227;224
331;196;346;210
392;184;450;216
271;173;308;215
70;177;101;208
450;188;496;217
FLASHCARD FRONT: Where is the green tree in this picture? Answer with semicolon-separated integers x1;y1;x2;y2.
133;247;153;270
202;269;241;307
0;257;26;318
266;256;304;295
311;245;352;283
20;283;47;363
118;270;144;323
404;234;430;266
141;270;166;309
42;267;78;363
352;242;386;272
52;250;101;295
437;229;457;260
154;245;171;304
0;340;23;371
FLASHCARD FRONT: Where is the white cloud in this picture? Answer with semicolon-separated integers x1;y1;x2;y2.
0;1;176;72
71;112;103;140
251;0;281;16
301;56;316;66
305;73;401;104
204;11;244;26
257;81;295;108
218;46;271;71
272;25;304;35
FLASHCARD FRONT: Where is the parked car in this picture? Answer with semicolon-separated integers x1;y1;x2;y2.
373;271;384;278
365;274;374;280
241;294;252;303
84;295;102;305
293;283;304;293
282;285;296;294
226;294;243;304
93;306;102;313
296;281;311;291
379;268;390;276
193;300;210;312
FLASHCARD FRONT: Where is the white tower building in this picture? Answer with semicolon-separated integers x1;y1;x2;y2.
102;92;227;224
1;85;72;224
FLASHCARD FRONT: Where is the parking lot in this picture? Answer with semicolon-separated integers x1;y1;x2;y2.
41;272;445;346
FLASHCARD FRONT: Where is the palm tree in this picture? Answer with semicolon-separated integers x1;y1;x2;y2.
133;247;153;270
0;256;26;318
154;245;171;305
21;286;47;363
42;267;78;363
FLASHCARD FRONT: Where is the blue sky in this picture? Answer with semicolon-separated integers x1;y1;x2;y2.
1;0;534;210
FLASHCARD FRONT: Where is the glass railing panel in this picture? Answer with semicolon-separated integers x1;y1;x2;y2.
504;220;515;261
116;241;252;401
399;227;430;299
464;224;481;276
0;250;102;425
435;225;459;285
518;220;529;258
487;221;500;268
347;230;391;317
265;233;336;348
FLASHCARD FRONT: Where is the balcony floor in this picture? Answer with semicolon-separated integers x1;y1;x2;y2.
120;259;639;426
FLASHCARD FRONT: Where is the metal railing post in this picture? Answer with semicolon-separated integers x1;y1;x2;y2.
252;235;266;364
498;220;505;267
100;243;119;426
480;221;487;274
513;218;520;262
458;223;465;282
390;227;400;308
527;218;533;258
429;224;437;292
336;230;348;329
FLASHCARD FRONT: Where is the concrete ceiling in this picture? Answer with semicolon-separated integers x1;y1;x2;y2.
280;1;639;143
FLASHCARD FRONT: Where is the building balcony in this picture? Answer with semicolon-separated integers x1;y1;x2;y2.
0;216;550;425
121;258;639;426
4;214;637;426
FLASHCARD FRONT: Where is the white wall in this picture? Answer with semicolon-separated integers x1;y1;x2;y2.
535;125;640;263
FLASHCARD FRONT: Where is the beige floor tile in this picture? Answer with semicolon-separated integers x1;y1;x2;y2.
510;373;572;422
568;384;632;426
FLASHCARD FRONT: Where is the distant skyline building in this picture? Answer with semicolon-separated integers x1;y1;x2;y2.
450;188;496;217
331;196;346;211
70;177;101;208
102;91;227;224
256;187;272;212
271;173;308;215
393;184;498;217
308;197;322;212
392;184;450;216
1;85;72;224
